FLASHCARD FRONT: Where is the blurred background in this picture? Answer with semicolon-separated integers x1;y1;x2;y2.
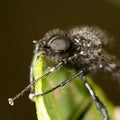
1;0;120;119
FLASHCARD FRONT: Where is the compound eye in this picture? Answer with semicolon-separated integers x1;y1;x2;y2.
48;37;70;51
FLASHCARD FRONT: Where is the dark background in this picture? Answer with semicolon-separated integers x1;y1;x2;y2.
1;0;120;120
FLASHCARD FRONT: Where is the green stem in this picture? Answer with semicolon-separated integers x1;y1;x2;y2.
33;54;51;120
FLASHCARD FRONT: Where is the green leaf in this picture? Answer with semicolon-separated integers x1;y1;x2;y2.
33;53;114;120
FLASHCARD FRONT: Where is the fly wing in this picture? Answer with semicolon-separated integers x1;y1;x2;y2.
98;55;120;79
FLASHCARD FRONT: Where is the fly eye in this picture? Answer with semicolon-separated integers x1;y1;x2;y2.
48;37;70;51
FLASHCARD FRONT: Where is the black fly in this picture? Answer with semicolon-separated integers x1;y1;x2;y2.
8;26;120;120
